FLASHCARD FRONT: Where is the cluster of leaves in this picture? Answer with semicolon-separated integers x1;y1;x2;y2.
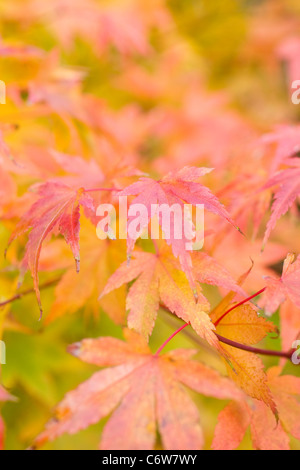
2;0;300;450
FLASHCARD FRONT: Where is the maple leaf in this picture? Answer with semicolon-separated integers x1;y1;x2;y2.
262;158;300;247
100;245;244;347
211;296;277;412
216;172;272;238
212;367;300;450
262;253;300;315
120;167;240;285
34;330;242;451
7;182;95;314
100;248;215;347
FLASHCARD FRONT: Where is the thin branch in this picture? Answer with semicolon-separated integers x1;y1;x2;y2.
216;334;293;359
0;278;60;308
159;304;294;361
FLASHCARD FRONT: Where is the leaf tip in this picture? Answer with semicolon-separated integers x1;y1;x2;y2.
67;342;81;357
38;307;43;321
237;226;245;237
75;258;80;274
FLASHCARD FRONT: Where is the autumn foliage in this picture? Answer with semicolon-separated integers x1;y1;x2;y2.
2;0;300;451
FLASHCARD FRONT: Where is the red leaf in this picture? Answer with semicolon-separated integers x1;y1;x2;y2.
262;253;300;315
7;182;95;314
263;159;300;247
120;167;240;286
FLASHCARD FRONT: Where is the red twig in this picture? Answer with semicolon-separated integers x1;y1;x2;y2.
154;323;190;357
158;305;294;361
214;287;267;327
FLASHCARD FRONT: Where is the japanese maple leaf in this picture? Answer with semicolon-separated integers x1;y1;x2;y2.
0;386;16;451
100;245;245;347
215;170;274;239
212;367;300;450
101;248;215;347
7;182;95;314
262;158;300;247
34;330;242;451
211;296;277;413
15;147;138;201
120;167;240;285
262;253;300;315
46;150;145;226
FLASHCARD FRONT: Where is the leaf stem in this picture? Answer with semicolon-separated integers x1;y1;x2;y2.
214;287;266;327
154;323;190;357
160;309;219;357
0;278;60;308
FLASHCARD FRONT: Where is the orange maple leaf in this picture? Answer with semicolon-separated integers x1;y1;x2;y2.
211;296;277;413
101;244;245;350
34;330;242;451
213;367;300;450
